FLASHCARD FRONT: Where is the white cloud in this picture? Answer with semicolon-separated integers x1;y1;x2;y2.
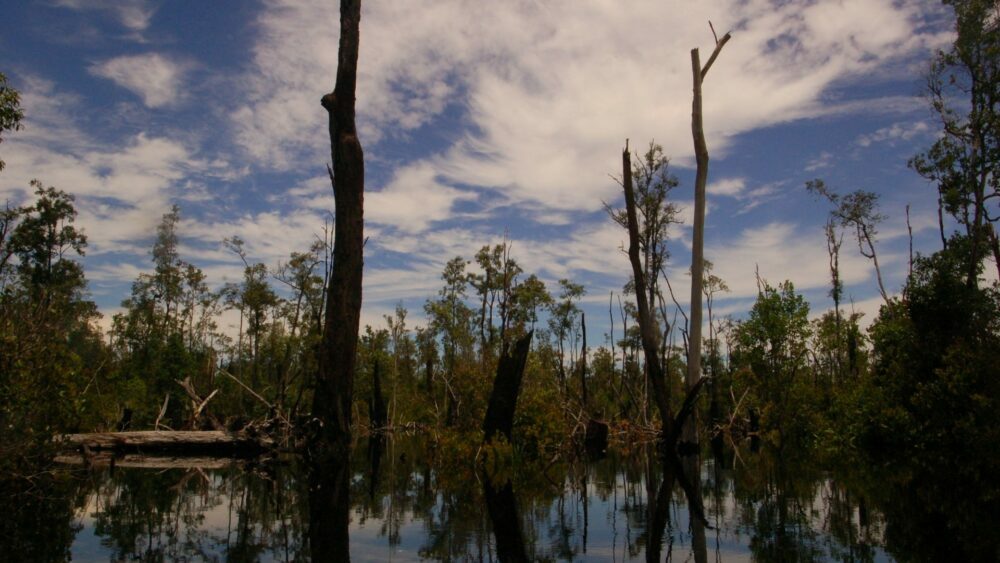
709;178;746;197
286;162;478;234
704;221;892;300
90;54;187;108
0;80;216;254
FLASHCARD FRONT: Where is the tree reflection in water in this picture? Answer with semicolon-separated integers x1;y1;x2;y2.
12;436;995;561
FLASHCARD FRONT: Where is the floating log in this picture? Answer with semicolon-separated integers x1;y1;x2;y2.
59;430;274;455
53;453;238;470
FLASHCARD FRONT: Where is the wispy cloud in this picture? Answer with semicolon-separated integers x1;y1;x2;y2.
805;151;834;172
54;0;158;34
90;54;187;108
233;0;950;219
855;120;931;147
0;79;217;255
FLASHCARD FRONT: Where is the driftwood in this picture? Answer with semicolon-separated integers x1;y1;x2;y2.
60;430;274;455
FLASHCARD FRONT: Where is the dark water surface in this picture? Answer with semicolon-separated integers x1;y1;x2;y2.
3;436;998;561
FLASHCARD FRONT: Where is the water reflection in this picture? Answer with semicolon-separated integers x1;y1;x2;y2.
7;437;997;561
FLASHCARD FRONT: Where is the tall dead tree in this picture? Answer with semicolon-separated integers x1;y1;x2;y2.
483;332;533;443
685;25;730;448
579;311;588;409
312;0;365;453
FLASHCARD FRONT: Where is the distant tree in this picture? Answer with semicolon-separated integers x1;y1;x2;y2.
807;180;889;303
151;206;184;329
508;274;551;336
223;236;279;388
0;72;24;172
414;326;438;394
732;279;813;446
424;257;475;425
468;239;523;355
547;279;585;391
8;181;88;304
112;207;219;427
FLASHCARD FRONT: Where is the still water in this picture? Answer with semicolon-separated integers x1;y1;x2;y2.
3;436;997;561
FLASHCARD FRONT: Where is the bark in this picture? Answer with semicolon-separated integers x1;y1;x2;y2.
621;143;673;435
482;331;533;443
685;32;730;448
313;0;365;453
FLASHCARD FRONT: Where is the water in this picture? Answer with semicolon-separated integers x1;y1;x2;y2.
2;436;997;561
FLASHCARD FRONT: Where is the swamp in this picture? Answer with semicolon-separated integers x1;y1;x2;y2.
9;436;1000;561
1;1;999;561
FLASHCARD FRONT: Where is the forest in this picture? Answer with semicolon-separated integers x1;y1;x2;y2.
1;0;998;561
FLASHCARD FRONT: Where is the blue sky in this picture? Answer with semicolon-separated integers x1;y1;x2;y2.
0;0;965;342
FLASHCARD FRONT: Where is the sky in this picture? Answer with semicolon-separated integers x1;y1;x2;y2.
0;0;965;344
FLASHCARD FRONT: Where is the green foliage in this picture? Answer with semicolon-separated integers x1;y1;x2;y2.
732;280;817;447
0;182;105;469
862;248;1000;462
0;72;24;172
909;0;1000;282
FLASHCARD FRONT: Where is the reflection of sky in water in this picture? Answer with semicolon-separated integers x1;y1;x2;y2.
63;452;892;562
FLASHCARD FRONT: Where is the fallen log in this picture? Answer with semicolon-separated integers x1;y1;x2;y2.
59;430;274;455
53;453;238;470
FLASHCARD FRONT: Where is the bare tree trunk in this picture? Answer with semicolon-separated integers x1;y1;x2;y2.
313;0;364;454
684;31;730;448
860;226;889;303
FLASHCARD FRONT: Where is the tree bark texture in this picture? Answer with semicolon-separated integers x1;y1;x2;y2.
621;144;673;434
313;0;365;453
482;331;533;443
